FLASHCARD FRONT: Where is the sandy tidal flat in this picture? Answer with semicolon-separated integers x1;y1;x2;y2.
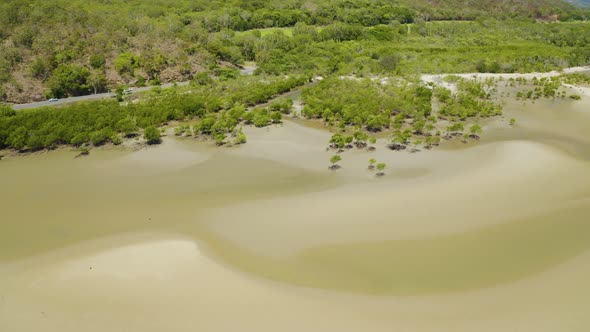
1;96;590;331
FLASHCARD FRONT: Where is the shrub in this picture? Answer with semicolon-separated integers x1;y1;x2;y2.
144;126;161;144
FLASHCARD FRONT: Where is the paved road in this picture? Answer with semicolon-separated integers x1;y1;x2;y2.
11;66;256;110
12;81;190;110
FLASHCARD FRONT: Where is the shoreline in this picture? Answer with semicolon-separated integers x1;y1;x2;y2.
422;65;590;82
3;95;590;330
3;66;589;160
5;66;589;110
422;66;590;93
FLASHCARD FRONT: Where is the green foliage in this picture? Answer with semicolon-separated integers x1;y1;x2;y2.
31;58;50;80
88;71;108;94
318;23;365;42
470;124;483;135
111;135;122;145
561;73;590;85
70;133;88;147
1;0;589;103
391;128;412;144
136;76;146;87
353;131;369;143
116;116;137;137
0;75;306;151
114;86;125;102
379;54;401;72
150;77;161;86
192;72;213;86
7;126;28;150
269;98;294;114
90;54;106;69
212;66;240;81
13;27;35;48
330;154;342;165
213;132;226;145
244;107;275;127
1;0;588;154
368;25;402;41
196;114;216;134
476;60;503;73
0;105;16;118
47;64;91;98
114;52;139;76
447;123;465;134
304;75;501;149
270;111;282;123
141;52;168;79
78;146;89;155
329;133;348;149
143;126;161;144
253;112;271;127
233;128;247;144
303;78;432;132
174;124;191;136
89;130;108;146
436;78;502;119
514;74;590;101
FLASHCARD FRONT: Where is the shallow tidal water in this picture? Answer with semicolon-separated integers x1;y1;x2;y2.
1;96;590;331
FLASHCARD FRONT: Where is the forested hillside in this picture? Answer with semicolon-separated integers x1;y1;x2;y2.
0;0;589;103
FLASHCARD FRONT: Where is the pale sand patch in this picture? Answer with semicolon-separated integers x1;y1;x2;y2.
238;120;332;171
45;240;200;282
422;66;590;83
102;138;213;175
422;66;590;98
563;83;590;98
237;120;454;179
201;140;590;257
2;83;590;331
2;232;590;332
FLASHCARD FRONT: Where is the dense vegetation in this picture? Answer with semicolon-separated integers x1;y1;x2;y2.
302;75;503;151
0;75;307;151
0;0;589;103
497;72;590;100
1;0;589;155
302;77;432;132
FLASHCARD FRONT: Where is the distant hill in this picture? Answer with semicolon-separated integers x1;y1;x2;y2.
567;0;590;7
405;0;578;20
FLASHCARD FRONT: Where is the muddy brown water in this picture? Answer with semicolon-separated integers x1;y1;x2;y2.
1;96;590;332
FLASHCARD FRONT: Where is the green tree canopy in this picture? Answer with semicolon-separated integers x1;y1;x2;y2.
47;64;91;98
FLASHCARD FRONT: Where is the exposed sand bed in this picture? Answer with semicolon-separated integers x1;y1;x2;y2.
2;230;590;332
422;66;590;83
1;94;590;331
422;66;590;97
